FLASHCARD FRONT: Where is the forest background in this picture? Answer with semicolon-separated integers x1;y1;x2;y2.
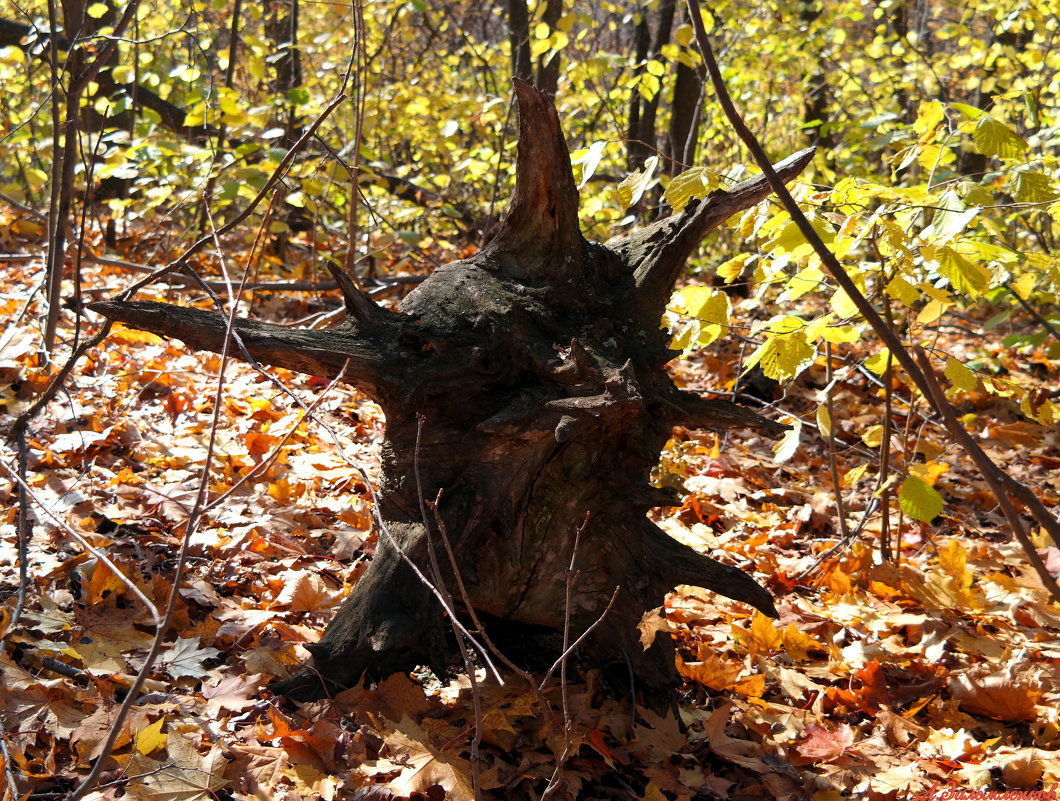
1;0;1060;799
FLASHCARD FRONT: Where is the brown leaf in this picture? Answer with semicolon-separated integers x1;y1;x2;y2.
202;673;265;716
379;717;474;801
703;701;773;773
637;607;670;651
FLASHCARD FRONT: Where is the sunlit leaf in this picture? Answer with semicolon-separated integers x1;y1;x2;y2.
899;477;943;523
616;156;658;208
944;358;979;393
772;419;802;464
972;115;1029;159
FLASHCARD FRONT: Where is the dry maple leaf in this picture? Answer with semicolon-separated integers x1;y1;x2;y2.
122;733;229;801
202;673;266;716
637;607;671;650
159;637;221;680
948;669;1043;722
796;723;855;762
378;717;474;801
676;652;743;691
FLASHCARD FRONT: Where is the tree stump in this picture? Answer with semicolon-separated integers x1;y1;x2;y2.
92;81;814;704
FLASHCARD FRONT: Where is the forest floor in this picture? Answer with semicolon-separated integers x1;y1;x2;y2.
1;224;1059;801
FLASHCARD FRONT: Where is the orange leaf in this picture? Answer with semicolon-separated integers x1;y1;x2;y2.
949;671;1042;722
676;653;742;690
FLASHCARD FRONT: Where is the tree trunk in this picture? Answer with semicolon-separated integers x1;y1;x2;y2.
91;81;813;705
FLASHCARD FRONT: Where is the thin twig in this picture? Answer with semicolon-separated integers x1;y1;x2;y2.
877;299;895;562
0;192;47;221
796;498;881;580
823;342;850;544
1004;280;1060;345
0;458;162;630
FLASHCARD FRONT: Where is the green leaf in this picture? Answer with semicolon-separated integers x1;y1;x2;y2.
951;102;985;120
972;115;1028;160
944;358;979;393
899;477;943;523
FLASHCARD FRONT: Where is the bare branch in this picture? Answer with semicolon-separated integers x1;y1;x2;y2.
88;300;409;398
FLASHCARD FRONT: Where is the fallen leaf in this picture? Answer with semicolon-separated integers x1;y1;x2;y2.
159;637;221;680
796;723;855;762
637;607;671;650
378;717;474;801
949;670;1042;721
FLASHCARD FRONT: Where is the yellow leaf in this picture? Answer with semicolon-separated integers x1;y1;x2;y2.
781;623;826;662
937;539;971;587
716;254;749;283
861;425;884;448
864;348;892;375
1010;271;1037;300
135;717;167;755
86;560;128;604
772;419;802;464
829;287;861;320
816;404;831;438
748;612;782;656
842;463;869;488
730;673;766;698
910;461;949;486
819;324;861;344
914;100;945;138
885;276;921;306
643;783;668;801
944;358;979;393
676;653;742;690
973;115;1029;159
917;297;950;324
746;318;815;382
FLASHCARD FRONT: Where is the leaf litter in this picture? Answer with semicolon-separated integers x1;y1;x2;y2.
1;248;1059;800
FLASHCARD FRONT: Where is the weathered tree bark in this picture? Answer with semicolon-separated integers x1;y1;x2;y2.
91;81;813;705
